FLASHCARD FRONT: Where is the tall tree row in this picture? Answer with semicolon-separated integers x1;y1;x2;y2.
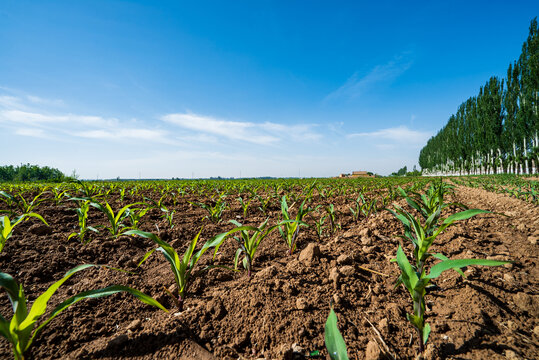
419;18;539;175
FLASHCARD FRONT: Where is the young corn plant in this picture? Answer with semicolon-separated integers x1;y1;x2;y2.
1;213;48;253
361;197;377;218
0;264;166;360
349;194;364;223
257;195;272;216
15;190;49;216
204;219;279;277
125;228;209;311
190;195;227;223
325;204;340;234
163;210;175;229
236;196;252;218
50;187;69;205
89;200;141;237
279;196;310;255
0;191;17;212
325;306;349;360
67;200;98;244
390;196;510;355
314;214;327;241
125;207;149;230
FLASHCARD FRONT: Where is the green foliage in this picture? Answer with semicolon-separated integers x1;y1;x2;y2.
389;183;510;354
67;200;98;244
325;203;340;233
419;18;539;175
190;195;227;223
204;219;279;277
125;228;209;310
278;196;310;254
89;200;141;237
0;164;68;182
325;307;349;360
0;265;166;360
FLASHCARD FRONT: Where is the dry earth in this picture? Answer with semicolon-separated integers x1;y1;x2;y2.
0;185;537;359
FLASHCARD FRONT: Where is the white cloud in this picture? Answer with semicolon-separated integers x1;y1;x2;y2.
0;96;26;110
163;112;321;145
74;128;170;142
14;128;49;138
0;97;171;145
26;95;65;107
347;125;432;144
325;52;414;101
0;109;119;128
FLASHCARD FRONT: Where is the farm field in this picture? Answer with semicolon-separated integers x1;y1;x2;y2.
0;176;538;360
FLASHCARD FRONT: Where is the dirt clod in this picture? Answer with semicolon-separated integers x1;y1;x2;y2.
299;243;320;266
365;340;381;360
296;297;308;310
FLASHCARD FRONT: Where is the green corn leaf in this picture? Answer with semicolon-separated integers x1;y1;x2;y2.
0;272;20;308
138;248;157;267
396;246;418;293
423;323;431;344
442;209;490;224
22;212;49;227
432;253;465;277
406;313;422;330
427;258;510;279
325;307;349;360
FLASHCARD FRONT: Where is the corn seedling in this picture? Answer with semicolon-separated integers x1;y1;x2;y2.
0;191;16;210
1;213;48;253
89;200;142;237
390;193;510;355
190;195;227;223
163;209;175;229
325;204;340;233
50;187;69;205
0;264;166;360
125;207;149;229
125;228;210;310
236;196;251;218
204;219;279;277
257;195;272;215
75;181;104;199
279;196;310;255
67;200;98;244
15;190;48;215
314;214;327;240
349;194;364;223
325;306;349;360
361;197;377;218
144;195;176;228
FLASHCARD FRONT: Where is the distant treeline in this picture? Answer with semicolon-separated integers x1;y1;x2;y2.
390;165;421;177
419;18;538;175
0;164;68;182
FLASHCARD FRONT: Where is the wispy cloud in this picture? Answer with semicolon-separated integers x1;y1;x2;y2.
347;125;432;145
73;128;170;142
26;95;65;107
163;112;321;145
325;52;414;102
14;128;49;139
0;95;172;144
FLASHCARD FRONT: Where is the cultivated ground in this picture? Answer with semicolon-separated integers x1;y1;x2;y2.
0;182;537;359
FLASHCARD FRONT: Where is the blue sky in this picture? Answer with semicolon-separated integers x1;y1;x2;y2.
1;1;537;178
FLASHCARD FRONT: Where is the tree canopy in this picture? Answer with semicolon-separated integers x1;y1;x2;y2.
419;18;538;175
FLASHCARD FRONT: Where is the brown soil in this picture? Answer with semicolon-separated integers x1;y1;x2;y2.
0;185;538;359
